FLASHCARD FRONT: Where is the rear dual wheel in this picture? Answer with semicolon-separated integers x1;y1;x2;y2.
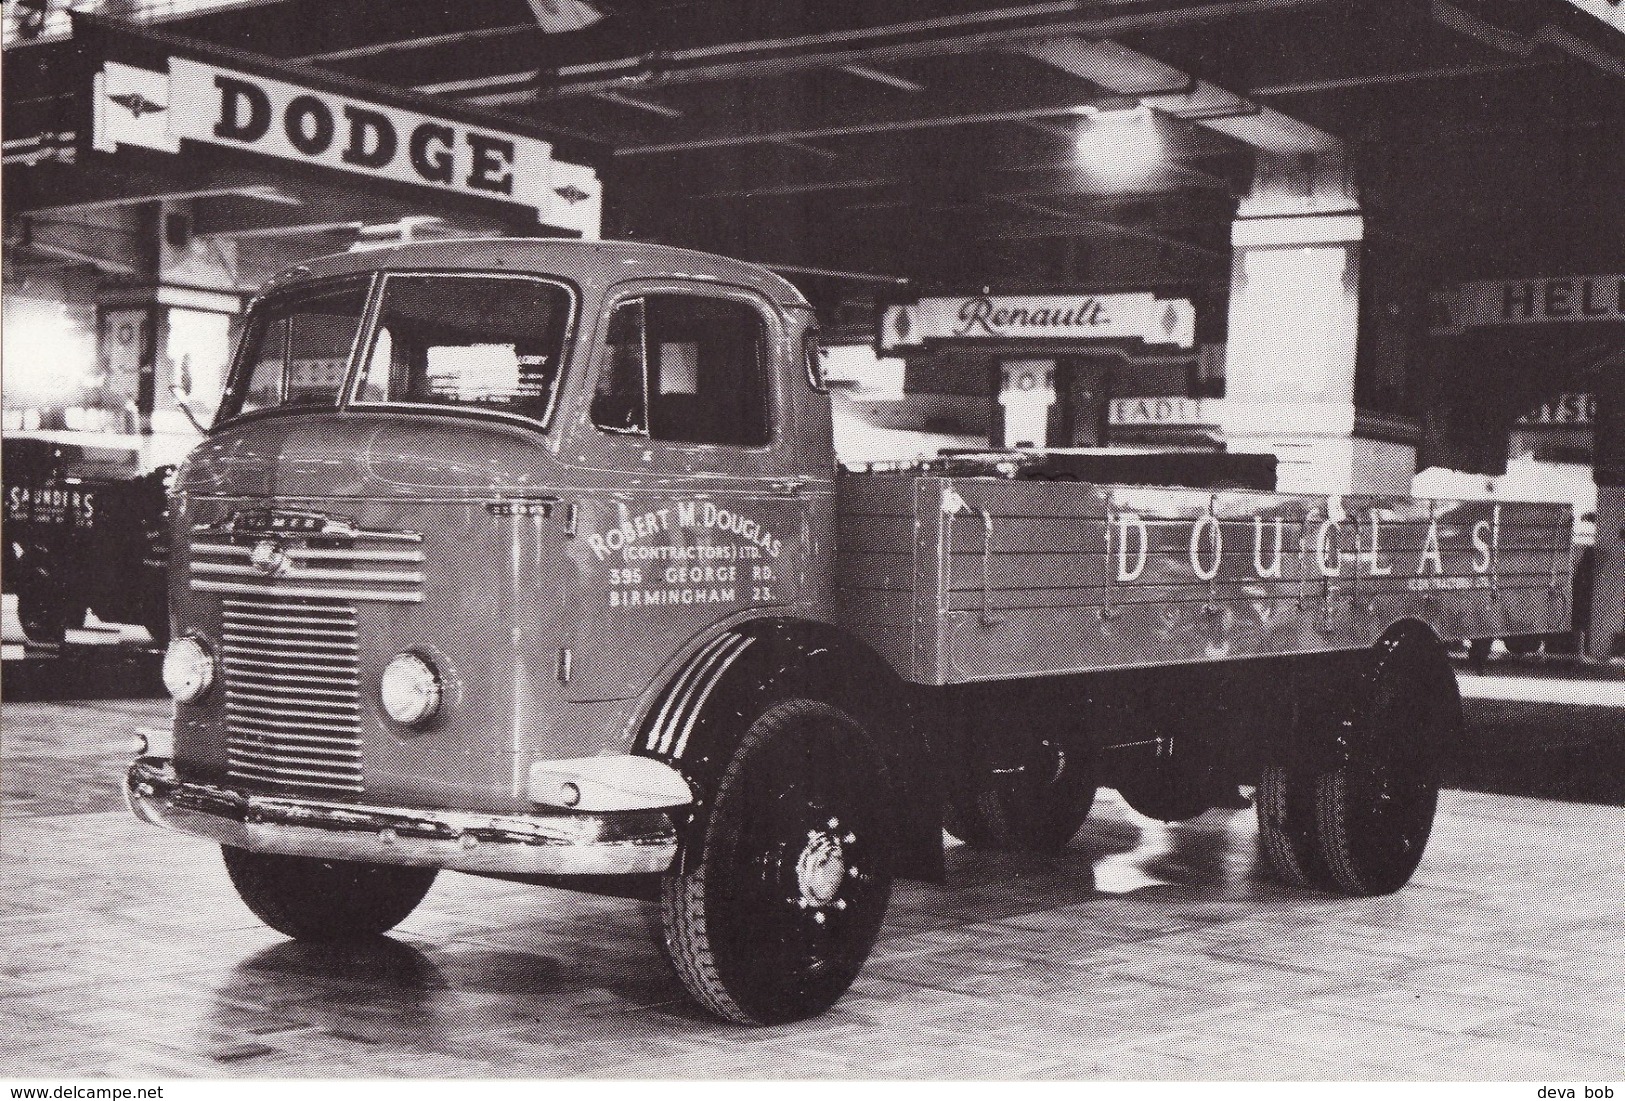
659;699;894;1025
945;737;1097;853
16;564;83;645
1257;626;1460;896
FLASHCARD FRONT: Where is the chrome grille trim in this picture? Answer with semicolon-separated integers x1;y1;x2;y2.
194;579;423;603
224;656;360;678
222;632;358;652
217;607;355;625
230;745;361;766
196;562;426;584
227;729;363;749
222;598;363;796
189;522;423;604
192;544;423;563
226;684;357;703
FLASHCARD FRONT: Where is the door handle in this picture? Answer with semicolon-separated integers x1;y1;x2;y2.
770;481;805;498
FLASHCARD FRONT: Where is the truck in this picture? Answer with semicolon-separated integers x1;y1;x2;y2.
126;239;1575;1025
4;436;172;646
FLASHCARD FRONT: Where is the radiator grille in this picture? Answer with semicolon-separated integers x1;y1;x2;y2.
190;530;423;603
221;597;363;795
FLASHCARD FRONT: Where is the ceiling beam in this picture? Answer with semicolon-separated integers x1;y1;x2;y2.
588;89;685;118
838;63;925;93
690;178;898;201
1250;60;1541;96
297;23;534;65
27;183;301;215
993;197;1224;258
428;0;1342;104
617;90;1099;156
194;218;365;241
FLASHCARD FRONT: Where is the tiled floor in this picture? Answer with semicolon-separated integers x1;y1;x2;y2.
3;687;1624;1078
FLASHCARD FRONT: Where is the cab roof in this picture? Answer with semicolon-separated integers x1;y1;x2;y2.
268;237;812;310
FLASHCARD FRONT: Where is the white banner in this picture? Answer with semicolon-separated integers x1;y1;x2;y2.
1435;275;1625;332
92;58;600;236
1110;396;1220;426
881;293;1195;350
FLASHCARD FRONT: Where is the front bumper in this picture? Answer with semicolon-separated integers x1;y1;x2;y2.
125;758;678;876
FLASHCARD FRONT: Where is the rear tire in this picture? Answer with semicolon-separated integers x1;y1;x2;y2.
221;846;437;941
16;563;81;645
18;591;81;645
1257;627;1458;896
658;699;893;1025
1256;762;1334;890
1311;628;1457;895
944;737;1096;852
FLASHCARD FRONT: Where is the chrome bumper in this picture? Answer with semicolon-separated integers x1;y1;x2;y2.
125;758;678;876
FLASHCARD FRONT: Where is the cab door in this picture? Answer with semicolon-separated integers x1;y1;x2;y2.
555;282;821;702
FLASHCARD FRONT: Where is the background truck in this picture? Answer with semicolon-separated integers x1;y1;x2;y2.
127;239;1575;1026
4;436;172;646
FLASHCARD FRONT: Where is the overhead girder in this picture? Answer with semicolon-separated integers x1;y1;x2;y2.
421;0;1344;103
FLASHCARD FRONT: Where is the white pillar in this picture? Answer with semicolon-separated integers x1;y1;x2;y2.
1221;153;1416;495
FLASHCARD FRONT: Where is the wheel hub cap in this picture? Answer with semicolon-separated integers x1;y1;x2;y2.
795;831;848;907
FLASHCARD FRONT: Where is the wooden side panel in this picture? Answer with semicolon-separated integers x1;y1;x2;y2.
835;472;924;678
835;473;1576;685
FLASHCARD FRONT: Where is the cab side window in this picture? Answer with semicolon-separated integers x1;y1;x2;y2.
590;294;770;447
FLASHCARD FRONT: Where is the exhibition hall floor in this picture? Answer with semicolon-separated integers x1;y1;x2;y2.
3;662;1622;1079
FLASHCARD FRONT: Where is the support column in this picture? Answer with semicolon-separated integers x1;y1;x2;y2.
96;199;243;470
1590;365;1625;658
1221;152;1418;494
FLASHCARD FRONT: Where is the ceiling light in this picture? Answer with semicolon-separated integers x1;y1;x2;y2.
1075;104;1162;185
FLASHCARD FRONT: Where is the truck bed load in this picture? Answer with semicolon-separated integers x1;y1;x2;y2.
838;472;1574;684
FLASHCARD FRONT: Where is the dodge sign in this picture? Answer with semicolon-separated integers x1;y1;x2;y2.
93;57;599;235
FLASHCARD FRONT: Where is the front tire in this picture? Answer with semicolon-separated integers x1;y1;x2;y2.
659;699;894;1025
221;847;437;941
16;570;81;645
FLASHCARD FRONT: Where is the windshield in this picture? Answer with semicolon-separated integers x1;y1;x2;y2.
217;273;574;428
355;274;572;423
219;281;370;421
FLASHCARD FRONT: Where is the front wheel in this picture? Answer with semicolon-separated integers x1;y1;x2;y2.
659;699;894;1025
221;847;437;941
16;569;82;645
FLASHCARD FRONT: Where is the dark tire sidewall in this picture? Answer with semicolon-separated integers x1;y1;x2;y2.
1313;626;1457;895
221;846;437;942
663;698;895;1025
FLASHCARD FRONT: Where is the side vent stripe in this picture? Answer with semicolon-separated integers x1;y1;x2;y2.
645;633;737;755
672;638;756;759
646;632;755;758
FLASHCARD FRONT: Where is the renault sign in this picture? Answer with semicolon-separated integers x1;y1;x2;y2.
880;293;1195;350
